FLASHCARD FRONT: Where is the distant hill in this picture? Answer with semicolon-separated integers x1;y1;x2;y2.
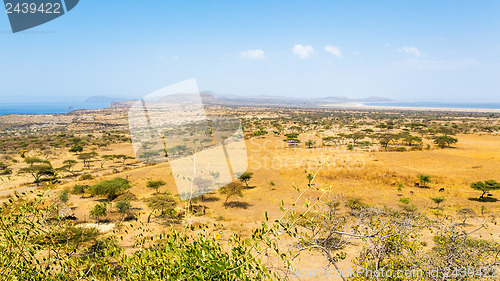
84;96;125;103
108;92;394;109
200;92;394;107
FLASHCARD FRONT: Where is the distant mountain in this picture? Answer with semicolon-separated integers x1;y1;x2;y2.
84;96;125;103
200;91;393;107
109;92;394;109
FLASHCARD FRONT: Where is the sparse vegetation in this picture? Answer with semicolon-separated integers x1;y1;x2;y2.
219;182;245;206
146;179;166;194
470;180;500;200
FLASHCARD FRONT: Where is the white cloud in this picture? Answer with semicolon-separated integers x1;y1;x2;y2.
240;49;265;59
292;44;314;59
398;46;421;57
324;45;342;57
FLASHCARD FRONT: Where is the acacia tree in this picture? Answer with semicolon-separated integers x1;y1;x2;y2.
78;152;98;170
401;134;422;146
219;182;244;207
139;151;160;164
346;133;365;146
56;159;78;176
305;140;315;149
89;203;107;223
430;196;445;208
145;193;176;223
100;155;113;168
147;180;166;194
90;177;131;200
376;133;399;149
18;160;55;186
69;145;83;154
238;172;253;188
433;135;458;148
418;174;431;188
470;180;500;200
116;201;131;221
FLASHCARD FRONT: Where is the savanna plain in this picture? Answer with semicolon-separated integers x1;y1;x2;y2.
0;103;499;280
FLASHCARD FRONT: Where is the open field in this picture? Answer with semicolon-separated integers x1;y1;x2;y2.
0;104;499;280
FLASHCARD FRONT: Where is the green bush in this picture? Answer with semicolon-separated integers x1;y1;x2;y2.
79;174;93;181
72;184;87;195
90;177;131;200
58;190;69;203
35;226;99;245
399;197;411;204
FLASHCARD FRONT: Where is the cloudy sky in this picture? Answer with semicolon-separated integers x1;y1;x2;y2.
1;0;499;102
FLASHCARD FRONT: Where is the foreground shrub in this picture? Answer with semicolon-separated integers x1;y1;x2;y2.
0;191;281;280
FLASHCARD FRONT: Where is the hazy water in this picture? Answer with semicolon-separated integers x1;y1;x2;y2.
369;102;500;110
0;102;111;115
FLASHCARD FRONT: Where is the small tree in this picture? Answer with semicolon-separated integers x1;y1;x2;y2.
147;180;166;194
100;155;114;168
89;203;107;223
18;164;55;186
430;196;445;209
418;174;431;188
219;182;244;207
58;190;69;203
433;136;458;148
72;184;87;197
470;180;500;200
139;151;160;164
69;145;83;154
145;194;176;223
238;172;253;188
78;152;98;170
56;159;78;176
115;201;131;220
305;140;315;149
90;177;131;200
24;157;48;167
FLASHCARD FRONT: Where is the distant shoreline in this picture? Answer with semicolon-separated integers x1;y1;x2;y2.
2;100;500;116
0;102;113;116
321;103;500;113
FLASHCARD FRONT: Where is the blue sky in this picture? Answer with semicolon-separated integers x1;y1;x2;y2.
1;0;500;103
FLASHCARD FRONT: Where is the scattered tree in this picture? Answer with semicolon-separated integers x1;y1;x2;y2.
89;203;107;223
115;201;131;220
145;193;176;222
72;184;87;197
470;180;500;200
18;163;55;186
418;174;431;188
90;177;131;200
430;196;445;208
69;145;83;154
433;136;458;148
219;182;244;207
58;190;69;203
238;172;253;188
147;180;166;194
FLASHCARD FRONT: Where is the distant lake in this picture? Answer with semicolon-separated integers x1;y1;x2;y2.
0;102;112;115
368;102;500;110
